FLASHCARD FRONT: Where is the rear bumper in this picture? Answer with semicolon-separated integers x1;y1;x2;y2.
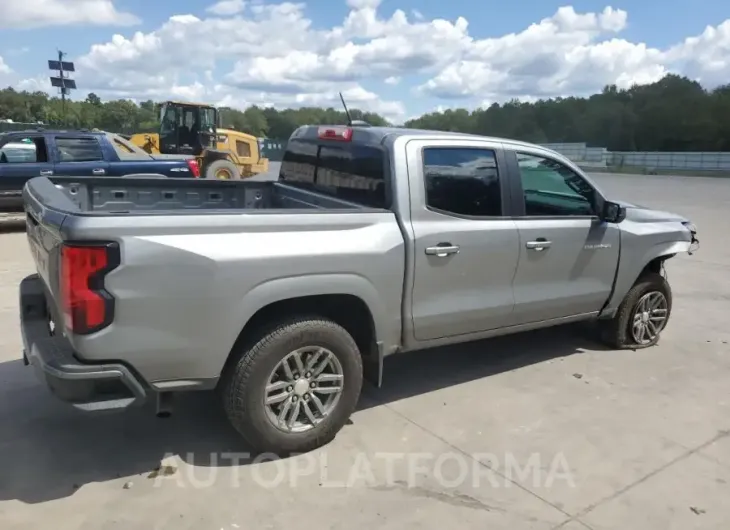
19;274;147;412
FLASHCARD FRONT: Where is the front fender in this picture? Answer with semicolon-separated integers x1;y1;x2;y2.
600;239;691;317
222;273;396;360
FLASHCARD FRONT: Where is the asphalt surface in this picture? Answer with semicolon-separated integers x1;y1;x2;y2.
0;172;728;530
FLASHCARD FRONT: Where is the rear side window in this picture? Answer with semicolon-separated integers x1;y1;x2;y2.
279;140;388;208
108;133;151;159
0;137;43;163
56;137;104;162
423;147;502;217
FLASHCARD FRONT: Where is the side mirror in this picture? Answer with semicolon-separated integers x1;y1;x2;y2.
602;201;626;223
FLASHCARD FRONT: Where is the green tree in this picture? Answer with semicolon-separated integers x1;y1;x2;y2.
2;74;729;150
85;93;102;106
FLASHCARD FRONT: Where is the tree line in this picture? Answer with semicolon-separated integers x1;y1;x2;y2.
1;74;729;151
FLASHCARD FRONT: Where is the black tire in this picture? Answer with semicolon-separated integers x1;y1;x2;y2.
205;159;240;180
599;272;672;349
222;317;363;454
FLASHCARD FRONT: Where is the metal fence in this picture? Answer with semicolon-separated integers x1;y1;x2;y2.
259;138;287;161
607;151;730;171
0;121;45;133
542;142;730;172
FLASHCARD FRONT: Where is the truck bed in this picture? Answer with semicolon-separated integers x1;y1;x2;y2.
22;172;404;398
24;176;369;216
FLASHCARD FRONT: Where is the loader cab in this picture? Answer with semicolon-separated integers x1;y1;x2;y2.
159;101;218;156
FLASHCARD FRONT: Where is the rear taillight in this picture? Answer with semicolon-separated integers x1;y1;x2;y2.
186;159;200;178
60;242;120;335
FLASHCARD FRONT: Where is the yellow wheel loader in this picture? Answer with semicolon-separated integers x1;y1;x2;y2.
129;101;269;180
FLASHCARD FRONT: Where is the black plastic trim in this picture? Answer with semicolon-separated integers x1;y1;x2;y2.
19;274;147;411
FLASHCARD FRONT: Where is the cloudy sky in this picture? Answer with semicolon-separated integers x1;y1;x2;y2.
0;0;728;123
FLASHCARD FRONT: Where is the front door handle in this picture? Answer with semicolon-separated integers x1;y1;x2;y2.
526;240;552;251
39;169;53;176
92;168;106;175
425;244;460;257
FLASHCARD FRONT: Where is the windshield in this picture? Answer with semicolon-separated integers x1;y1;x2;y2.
160;104;177;134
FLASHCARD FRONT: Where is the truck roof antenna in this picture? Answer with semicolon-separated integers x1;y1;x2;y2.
339;92;353;126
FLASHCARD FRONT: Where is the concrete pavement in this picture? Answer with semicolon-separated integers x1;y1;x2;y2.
0;172;728;529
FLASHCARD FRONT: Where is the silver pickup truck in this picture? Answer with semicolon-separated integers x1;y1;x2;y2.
19;125;699;454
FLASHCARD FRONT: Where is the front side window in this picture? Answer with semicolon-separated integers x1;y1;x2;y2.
516;153;596;216
423;147;502;217
55;137;104;162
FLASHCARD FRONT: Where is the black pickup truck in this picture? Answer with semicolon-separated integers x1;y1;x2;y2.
0;129;199;209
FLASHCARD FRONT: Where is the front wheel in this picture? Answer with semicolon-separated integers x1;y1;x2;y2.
222;317;363;454
599;272;672;349
205;159;240;180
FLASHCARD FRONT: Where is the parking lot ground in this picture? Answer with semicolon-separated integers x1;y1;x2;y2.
0;173;729;530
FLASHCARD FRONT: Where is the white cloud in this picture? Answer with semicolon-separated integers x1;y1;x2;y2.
206;0;246;16
0;57;11;76
0;59;52;95
16;76;53;93
16;2;729;122
346;0;381;9
0;57;15;94
0;0;140;29
663;20;730;87
415;5;721;101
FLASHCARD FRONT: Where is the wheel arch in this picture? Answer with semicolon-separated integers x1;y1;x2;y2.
218;275;389;387
600;240;688;318
202;149;232;163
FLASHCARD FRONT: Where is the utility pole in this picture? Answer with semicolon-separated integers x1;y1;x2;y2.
59;51;67;120
48;50;76;126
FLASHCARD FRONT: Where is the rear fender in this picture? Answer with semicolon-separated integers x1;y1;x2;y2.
220;273;393;372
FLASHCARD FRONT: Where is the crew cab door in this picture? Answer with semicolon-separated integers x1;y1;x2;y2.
505;149;620;324
0;135;53;207
406;139;520;341
50;135;110;177
0;134;54;180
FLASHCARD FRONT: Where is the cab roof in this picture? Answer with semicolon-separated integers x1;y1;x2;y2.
162;101;216;108
290;124;552;152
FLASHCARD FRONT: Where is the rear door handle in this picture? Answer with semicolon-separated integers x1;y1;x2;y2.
425;244;460;257
39;169;53;176
526;240;552;251
92;168;106;175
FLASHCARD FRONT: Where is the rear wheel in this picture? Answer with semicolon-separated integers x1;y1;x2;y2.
205;159;239;180
599;272;672;349
222;317;363;454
